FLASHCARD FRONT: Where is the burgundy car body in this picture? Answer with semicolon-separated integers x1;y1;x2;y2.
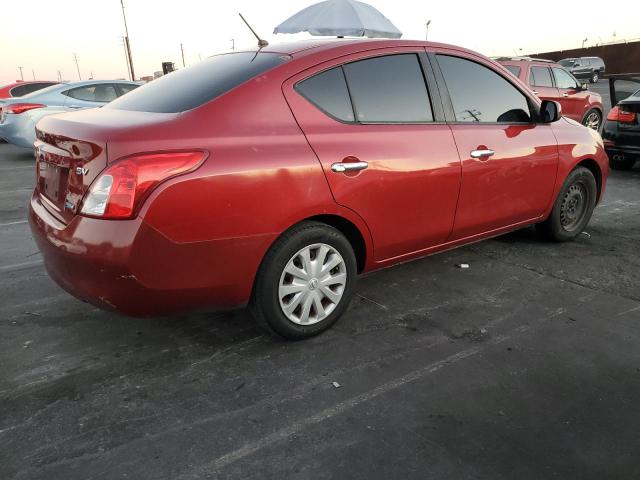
498;58;603;125
29;39;609;317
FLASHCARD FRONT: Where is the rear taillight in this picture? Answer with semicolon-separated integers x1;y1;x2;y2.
4;103;46;114
80;151;206;219
607;106;637;123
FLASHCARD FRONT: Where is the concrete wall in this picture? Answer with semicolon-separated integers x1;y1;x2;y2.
530;40;640;75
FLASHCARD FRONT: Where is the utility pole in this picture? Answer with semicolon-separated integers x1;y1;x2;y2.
425;20;431;40
73;53;81;80
32;69;35;80
181;43;186;68
17;66;24;81
120;0;135;80
582;38;588;48
230;38;235;50
121;36;132;80
57;70;62;82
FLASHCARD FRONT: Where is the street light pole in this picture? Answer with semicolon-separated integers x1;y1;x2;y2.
425;20;431;40
181;43;186;68
17;66;24;81
120;0;135;81
582;37;588;48
231;38;235;51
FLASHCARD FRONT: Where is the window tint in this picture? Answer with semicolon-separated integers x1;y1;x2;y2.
530;67;553;87
64;84;118;102
295;67;354;122
9;82;57;97
437;55;531;123
552;68;579;89
343;54;433;123
117;83;140;96
106;52;289;113
504;65;521;77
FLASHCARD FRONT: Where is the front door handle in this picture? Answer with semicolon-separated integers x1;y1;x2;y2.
562;93;569;97
470;149;495;159
331;161;368;173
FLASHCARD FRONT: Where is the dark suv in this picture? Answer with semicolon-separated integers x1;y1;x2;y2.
559;57;605;83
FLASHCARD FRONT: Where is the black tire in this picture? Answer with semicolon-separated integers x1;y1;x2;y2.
609;154;636;170
591;71;599;83
581;108;602;131
536;166;598;242
249;221;357;340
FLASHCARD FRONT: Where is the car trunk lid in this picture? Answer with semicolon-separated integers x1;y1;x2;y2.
34;108;179;224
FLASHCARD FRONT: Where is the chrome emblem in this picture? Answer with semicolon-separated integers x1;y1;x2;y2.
75;167;89;175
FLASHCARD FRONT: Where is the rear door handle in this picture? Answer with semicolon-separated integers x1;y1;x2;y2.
532;91;539;95
562;93;569;97
331;161;368;172
470;149;495;159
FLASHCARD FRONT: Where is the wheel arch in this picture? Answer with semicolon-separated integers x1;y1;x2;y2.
576;158;602;201
304;214;368;273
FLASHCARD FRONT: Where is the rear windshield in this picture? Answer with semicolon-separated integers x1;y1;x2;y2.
106;52;290;113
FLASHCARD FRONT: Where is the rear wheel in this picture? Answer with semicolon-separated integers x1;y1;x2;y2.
591;71;599;83
537;166;597;242
609;153;636;170
582;109;602;131
250;221;357;340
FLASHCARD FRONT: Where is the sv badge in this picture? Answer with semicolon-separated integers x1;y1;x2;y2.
75;167;89;175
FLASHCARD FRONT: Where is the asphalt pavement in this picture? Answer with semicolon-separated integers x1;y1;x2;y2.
1;140;639;480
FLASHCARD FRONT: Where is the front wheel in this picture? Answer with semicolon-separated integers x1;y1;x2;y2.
250;221;357;340
536;166;597;242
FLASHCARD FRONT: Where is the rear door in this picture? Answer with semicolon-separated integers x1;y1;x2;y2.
528;65;560;102
432;51;558;239
551;67;587;121
284;49;462;262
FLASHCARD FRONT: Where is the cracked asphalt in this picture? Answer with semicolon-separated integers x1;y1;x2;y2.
1;134;639;479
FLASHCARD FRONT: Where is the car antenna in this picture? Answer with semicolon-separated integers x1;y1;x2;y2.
238;13;269;48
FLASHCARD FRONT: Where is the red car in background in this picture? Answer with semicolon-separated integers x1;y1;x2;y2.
0;81;59;99
29;40;608;339
497;57;603;130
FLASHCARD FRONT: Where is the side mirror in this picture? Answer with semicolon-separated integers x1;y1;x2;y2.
540;100;561;123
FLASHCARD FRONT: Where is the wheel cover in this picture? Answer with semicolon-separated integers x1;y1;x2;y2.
584;111;601;130
278;243;347;325
560;181;589;232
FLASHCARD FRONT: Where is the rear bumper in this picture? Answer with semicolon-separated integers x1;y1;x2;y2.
29;191;267;316
603;120;640;158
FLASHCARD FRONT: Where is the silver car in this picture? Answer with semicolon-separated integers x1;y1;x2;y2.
0;80;140;148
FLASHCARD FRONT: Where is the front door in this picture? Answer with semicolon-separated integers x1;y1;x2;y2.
284;50;462;262
528;65;560;103
433;52;559;240
552;67;588;121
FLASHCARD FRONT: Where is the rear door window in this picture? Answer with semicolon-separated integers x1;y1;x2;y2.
106;52;289;113
295;67;355;122
530;66;554;87
64;84;118;102
116;83;140;96
437;54;531;123
343;54;433;123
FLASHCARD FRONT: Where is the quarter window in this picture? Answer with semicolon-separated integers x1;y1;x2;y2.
504;65;521;78
552;68;579;89
343;54;433;123
295;67;355;122
530;67;554;87
437;55;531;123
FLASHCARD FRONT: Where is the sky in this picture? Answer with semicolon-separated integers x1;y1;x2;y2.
0;0;638;85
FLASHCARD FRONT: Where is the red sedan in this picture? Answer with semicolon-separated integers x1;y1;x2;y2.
29;39;608;339
0;80;59;99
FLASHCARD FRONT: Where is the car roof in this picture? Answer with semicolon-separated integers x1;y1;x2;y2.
257;38;480;58
496;57;560;68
